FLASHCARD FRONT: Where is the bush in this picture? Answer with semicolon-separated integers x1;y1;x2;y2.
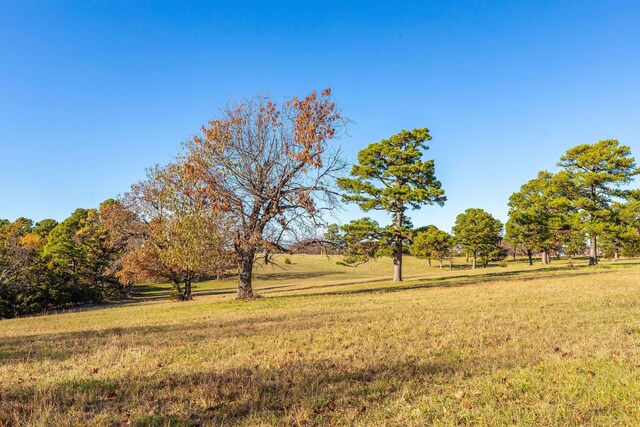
284;257;292;265
498;260;508;268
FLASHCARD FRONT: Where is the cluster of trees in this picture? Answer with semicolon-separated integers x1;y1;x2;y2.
2;89;638;318
0;201;130;318
87;88;345;302
330;128;504;275
1;89;344;317
506;140;640;265
325;207;505;272
329;137;638;278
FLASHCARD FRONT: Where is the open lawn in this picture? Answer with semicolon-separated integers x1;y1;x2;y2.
1;256;640;426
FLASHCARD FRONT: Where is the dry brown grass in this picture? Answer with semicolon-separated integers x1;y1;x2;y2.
1;256;640;426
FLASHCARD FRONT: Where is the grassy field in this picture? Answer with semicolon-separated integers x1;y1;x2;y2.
1;255;640;426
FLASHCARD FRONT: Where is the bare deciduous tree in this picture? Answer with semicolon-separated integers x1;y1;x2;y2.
184;89;346;299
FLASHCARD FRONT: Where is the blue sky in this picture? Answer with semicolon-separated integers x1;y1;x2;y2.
1;1;639;233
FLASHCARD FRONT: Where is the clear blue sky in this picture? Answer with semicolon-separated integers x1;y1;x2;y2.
1;1;639;233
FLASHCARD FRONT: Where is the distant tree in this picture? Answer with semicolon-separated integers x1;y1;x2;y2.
410;226;453;269
0;218;35;317
322;223;346;255
42;209;102;303
563;229;587;258
618;190;640;258
43;210;88;267
502;226;520;261
558;139;639;264
620;190;640;233
33;219;58;239
506;171;572;265
504;220;534;264
75;200;134;298
0;217;72;317
601;193;640;259
184;89;346;299
452;208;503;269
338;128;446;281
337;218;388;267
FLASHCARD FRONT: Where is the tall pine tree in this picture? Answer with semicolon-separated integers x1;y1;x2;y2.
338;129;445;281
558;139;639;264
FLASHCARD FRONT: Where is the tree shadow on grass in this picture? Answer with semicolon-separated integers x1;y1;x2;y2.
253;270;345;281
261;264;597;298
0;307;376;365
127;267;579;303
0;354;455;426
128;283;237;302
130;260;640;303
323;270;588;298
129;271;346;302
2;306;467;424
130;283;171;295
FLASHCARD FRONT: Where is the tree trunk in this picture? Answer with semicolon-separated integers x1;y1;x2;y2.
527;249;533;266
542;249;550;265
472;252;477;269
614;246;620;260
393;243;402;281
237;250;255;299
184;277;192;301
589;235;598;265
393;210;403;282
439;259;443;269
449;257;453;270
466;253;469;263
428;258;431;267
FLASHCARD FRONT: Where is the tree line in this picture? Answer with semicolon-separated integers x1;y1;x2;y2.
1;89;638;318
330;137;639;274
506;140;640;266
0;202;130;318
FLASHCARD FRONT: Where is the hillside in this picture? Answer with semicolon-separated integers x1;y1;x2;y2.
1;256;640;426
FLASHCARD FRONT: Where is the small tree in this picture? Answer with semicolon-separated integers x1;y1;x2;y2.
43;209;106;304
620;194;640;256
74;200;133;299
601;195;640;260
338;128;446;281
558;139;639;264
505;220;535;264
563;229;587;258
322;224;346;255
337;218;388;267
452;208;503;269
0;218;37;317
410;226;453;269
506;171;572;265
121;163;232;300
